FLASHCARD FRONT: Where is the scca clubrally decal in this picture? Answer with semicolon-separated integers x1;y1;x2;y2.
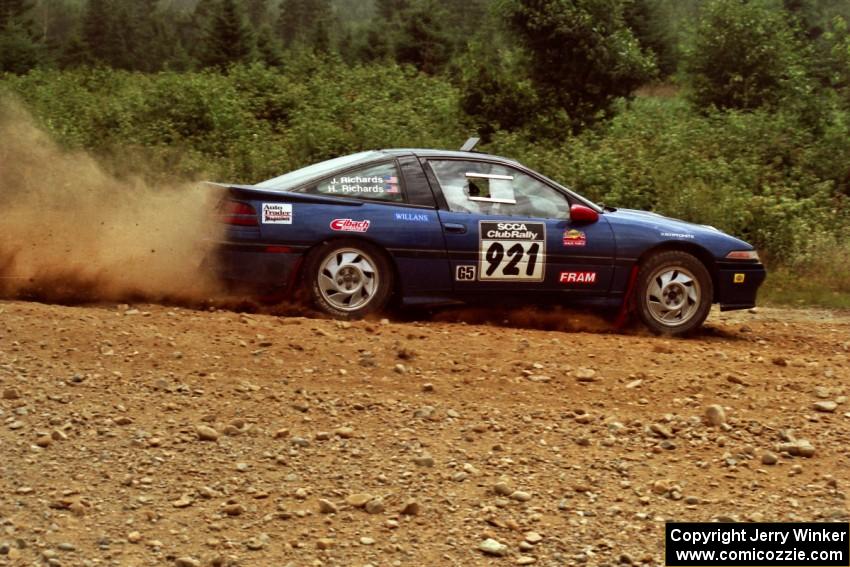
478;221;546;281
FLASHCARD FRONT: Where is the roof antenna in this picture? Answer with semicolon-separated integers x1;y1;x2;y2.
460;137;480;152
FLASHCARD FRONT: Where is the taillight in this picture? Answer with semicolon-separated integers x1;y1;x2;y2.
220;200;258;226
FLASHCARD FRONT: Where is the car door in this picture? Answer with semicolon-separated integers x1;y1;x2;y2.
423;158;616;295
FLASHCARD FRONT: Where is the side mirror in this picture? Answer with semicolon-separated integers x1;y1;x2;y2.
570;204;599;224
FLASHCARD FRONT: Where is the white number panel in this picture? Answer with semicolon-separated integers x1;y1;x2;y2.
478;221;546;281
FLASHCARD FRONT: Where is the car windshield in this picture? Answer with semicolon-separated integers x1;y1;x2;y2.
256;151;383;190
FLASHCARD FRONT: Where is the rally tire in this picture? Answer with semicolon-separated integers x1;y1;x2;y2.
635;251;713;336
305;240;393;319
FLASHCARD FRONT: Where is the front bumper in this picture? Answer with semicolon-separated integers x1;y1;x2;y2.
716;262;767;311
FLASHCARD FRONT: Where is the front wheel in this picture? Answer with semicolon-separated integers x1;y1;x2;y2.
635;251;713;336
305;240;393;319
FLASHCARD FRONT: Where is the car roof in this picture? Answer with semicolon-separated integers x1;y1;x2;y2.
381;148;523;167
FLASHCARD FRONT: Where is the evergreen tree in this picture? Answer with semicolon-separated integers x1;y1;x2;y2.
395;0;452;74
245;0;270;28
375;0;407;21
0;0;32;28
0;19;41;73
257;24;283;66
278;0;334;50
502;0;656;131
624;0;678;78
202;0;255;68
82;0;124;66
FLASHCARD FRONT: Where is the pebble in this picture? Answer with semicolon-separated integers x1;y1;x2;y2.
346;493;373;507
479;538;508;556
524;531;543;544
222;503;245;516
365;498;385;514
650;423;673;439
813;401;838;413
172;495;194;508
422;383;434;392
2;388;20;400
196;425;219;442
761;451;779;465
400;500;420;516
175;558;201;567
510;490;532;502
359;537;375;545
317;538;335;550
412;455;435;467
318;499;338;514
705;404;726;426
517;557;537;565
127;531;142;543
779;440;816;458
575;368;598;382
334;426;355;439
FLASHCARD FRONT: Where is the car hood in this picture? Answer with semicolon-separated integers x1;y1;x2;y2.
609;208;717;233
605;208;754;250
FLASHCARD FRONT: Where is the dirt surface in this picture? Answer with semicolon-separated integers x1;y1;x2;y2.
1;300;848;567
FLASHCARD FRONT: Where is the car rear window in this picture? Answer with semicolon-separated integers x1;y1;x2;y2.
298;161;404;203
255;151;383;190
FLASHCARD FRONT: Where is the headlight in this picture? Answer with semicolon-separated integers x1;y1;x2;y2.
725;250;760;261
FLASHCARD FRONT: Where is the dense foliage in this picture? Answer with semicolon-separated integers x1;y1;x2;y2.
1;0;850;303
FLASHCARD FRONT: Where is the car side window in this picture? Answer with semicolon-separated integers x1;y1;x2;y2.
428;160;569;219
297;161;404;203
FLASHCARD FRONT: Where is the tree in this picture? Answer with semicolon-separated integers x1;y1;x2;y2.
202;0;256;68
0;19;41;73
683;0;807;111
624;0;678;77
256;24;283;66
395;0;452;74
277;0;334;50
501;0;656;131
82;0;125;67
375;0;407;21
0;0;32;29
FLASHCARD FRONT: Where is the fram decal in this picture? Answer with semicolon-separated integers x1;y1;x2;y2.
563;229;586;247
661;232;695;239
262;203;292;224
395;212;430;222
733;273;746;284
559;271;597;284
330;218;370;232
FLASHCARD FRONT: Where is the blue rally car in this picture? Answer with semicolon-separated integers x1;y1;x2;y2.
213;140;766;335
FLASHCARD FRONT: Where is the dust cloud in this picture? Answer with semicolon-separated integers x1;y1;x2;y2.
428;305;624;334
0;99;224;304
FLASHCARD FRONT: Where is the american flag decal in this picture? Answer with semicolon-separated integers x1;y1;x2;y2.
384;175;399;193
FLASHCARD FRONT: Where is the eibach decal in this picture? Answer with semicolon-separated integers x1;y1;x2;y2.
330;219;370;232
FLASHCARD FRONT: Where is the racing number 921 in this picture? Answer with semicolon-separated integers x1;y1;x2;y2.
479;221;546;281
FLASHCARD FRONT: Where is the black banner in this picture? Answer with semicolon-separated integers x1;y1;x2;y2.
666;522;849;566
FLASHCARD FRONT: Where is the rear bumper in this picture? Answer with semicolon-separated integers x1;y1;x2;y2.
716;262;767;311
213;242;306;293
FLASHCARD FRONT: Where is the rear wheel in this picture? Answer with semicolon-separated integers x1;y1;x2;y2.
305;240;393;319
635;251;712;335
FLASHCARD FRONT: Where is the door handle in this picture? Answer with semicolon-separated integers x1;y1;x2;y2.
443;223;467;234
